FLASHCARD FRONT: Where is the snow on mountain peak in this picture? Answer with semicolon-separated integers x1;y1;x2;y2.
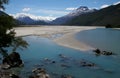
68;6;95;16
10;13;56;22
77;6;89;11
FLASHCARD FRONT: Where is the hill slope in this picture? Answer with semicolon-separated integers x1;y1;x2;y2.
51;6;96;25
65;4;120;27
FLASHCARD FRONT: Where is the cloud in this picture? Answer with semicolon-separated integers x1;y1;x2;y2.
31;9;69;16
113;1;120;5
22;8;31;12
100;4;109;8
66;7;77;11
10;13;56;21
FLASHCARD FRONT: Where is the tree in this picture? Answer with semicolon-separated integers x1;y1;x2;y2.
12;37;28;52
0;0;9;10
0;0;28;58
0;15;16;57
0;15;28;58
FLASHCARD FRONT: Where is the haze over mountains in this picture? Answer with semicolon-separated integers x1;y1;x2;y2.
0;3;120;26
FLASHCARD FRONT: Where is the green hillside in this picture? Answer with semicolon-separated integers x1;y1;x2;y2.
65;4;120;27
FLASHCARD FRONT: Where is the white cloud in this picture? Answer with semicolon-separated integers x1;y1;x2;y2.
100;4;109;8
22;8;31;12
9;13;56;21
113;1;120;5
31;9;69;16
66;8;77;11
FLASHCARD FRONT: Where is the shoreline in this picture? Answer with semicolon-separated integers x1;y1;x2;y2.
53;32;95;51
14;26;99;51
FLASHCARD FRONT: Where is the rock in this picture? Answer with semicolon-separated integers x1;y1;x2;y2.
9;74;19;78
29;75;35;78
42;58;56;64
80;59;96;67
102;51;113;55
93;49;101;54
2;52;24;68
81;62;94;67
0;69;19;78
0;71;10;78
59;54;67;58
61;74;73;78
1;64;11;70
93;49;113;56
44;58;50;61
32;68;50;78
52;61;56;64
59;54;71;61
37;73;50;78
61;64;71;68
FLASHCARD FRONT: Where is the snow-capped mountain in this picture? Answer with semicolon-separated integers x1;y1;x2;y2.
11;13;56;25
51;6;97;24
67;6;96;16
65;3;120;26
10;6;96;25
16;15;38;25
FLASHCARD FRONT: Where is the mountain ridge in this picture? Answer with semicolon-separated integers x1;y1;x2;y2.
1;4;120;27
64;4;120;27
14;14;50;25
51;6;97;25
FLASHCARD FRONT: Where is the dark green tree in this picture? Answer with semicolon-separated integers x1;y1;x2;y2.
0;15;15;57
0;0;28;58
0;0;8;10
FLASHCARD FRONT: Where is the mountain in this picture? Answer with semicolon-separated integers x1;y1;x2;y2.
65;3;120;27
51;6;96;25
15;14;48;25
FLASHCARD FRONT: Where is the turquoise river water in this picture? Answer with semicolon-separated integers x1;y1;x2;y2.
2;28;120;78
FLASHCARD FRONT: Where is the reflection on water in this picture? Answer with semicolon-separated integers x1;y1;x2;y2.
3;28;120;78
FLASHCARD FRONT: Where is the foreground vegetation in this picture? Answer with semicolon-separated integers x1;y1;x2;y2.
0;0;28;77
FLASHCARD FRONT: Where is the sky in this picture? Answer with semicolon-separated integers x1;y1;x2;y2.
3;0;120;20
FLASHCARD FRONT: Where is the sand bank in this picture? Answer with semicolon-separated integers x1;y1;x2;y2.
14;26;99;51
